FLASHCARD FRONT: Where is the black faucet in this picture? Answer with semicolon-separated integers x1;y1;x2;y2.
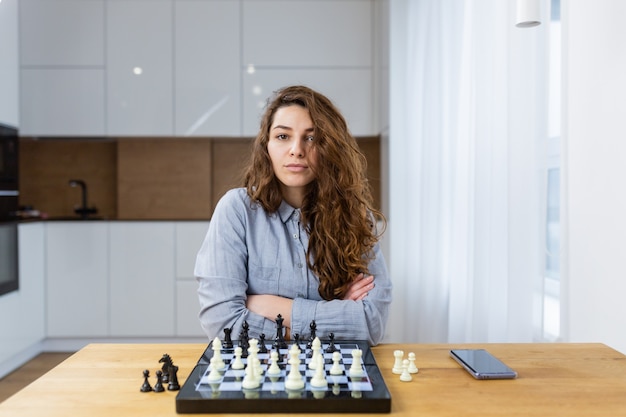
68;179;98;219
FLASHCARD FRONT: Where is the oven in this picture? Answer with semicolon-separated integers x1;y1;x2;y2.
0;123;19;219
0;222;18;296
0;123;19;296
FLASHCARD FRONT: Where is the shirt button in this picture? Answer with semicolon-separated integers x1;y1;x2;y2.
293;234;298;239
296;263;303;268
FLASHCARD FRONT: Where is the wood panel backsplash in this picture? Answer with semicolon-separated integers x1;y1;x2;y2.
19;139;118;219
117;138;213;219
18;136;381;220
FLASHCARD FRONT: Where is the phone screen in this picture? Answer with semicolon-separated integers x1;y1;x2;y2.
450;349;518;380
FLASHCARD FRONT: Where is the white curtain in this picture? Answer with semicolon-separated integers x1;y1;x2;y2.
387;0;548;343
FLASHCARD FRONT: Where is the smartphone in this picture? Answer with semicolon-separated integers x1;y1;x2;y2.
450;349;518;380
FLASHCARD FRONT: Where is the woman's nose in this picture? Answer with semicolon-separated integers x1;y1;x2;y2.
290;139;305;157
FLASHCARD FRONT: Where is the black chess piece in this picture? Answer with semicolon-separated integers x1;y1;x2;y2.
273;314;288;350
325;332;339;353
239;321;250;358
159;354;172;383
167;364;180;391
153;370;165;392
140;369;152;392
306;320;317;349
258;333;268;353
223;327;233;349
293;333;303;352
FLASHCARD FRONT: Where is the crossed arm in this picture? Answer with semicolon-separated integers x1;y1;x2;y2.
246;273;375;330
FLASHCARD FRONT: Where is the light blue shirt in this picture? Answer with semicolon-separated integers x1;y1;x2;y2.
195;188;392;345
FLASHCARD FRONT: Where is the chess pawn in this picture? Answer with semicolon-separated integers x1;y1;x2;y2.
392;350;404;374
140;369;152;392
408;352;419;374
266;350;281;376
231;346;244;370
153;370;165;392
329;351;343;375
400;359;413;382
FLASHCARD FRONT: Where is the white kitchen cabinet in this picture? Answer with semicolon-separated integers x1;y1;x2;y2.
242;0;373;67
242;68;374;136
19;0;105;67
15;223;46;347
174;221;208;337
0;0;19;127
109;222;176;336
46;222;109;337
0;223;45;378
20;69;106;136
18;0;105;135
174;1;241;136
175;221;208;279
176;280;204;337
16;0;379;137
106;0;173;135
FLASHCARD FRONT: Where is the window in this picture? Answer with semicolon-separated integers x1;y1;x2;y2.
542;0;561;341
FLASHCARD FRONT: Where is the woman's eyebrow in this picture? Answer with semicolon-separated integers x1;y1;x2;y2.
271;125;292;131
271;125;315;133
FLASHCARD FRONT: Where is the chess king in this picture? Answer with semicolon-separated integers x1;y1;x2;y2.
195;85;392;346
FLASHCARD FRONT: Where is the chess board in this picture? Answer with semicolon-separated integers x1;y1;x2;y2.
175;339;391;413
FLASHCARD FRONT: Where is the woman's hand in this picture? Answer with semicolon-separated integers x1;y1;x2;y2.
343;273;375;301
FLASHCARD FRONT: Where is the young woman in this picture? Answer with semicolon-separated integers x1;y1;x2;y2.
195;85;391;346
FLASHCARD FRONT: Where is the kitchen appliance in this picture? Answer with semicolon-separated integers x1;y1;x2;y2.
0;123;19;296
0;123;19;220
0;222;18;296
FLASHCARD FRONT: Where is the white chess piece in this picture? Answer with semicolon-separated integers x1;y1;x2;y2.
206;357;222;381
400;359;412;382
408;352;419;374
392;350;404;374
211;337;225;370
266;350;281;376
241;355;260;389
329;351;343;375
231;346;244;370
284;349;304;390
309;337;322;370
349;349;364;377
247;339;263;380
310;353;328;388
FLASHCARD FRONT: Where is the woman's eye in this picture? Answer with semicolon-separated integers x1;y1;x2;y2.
306;135;315;142
276;134;288;140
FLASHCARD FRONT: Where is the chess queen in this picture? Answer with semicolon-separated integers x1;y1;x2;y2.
195;85;392;346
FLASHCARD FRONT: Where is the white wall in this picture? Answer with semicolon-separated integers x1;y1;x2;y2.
0;0;19;127
564;0;626;353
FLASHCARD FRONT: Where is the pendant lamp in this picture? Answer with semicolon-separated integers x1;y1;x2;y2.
516;0;541;28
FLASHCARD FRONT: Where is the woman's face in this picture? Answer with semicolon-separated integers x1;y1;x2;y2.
267;104;318;208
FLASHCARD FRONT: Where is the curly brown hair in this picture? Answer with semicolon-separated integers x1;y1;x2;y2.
243;85;386;300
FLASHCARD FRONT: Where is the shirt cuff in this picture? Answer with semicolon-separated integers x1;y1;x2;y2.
291;296;317;339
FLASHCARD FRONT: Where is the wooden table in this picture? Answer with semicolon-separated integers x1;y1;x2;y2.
1;342;625;416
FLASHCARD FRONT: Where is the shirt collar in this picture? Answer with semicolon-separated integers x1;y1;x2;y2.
277;200;300;224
